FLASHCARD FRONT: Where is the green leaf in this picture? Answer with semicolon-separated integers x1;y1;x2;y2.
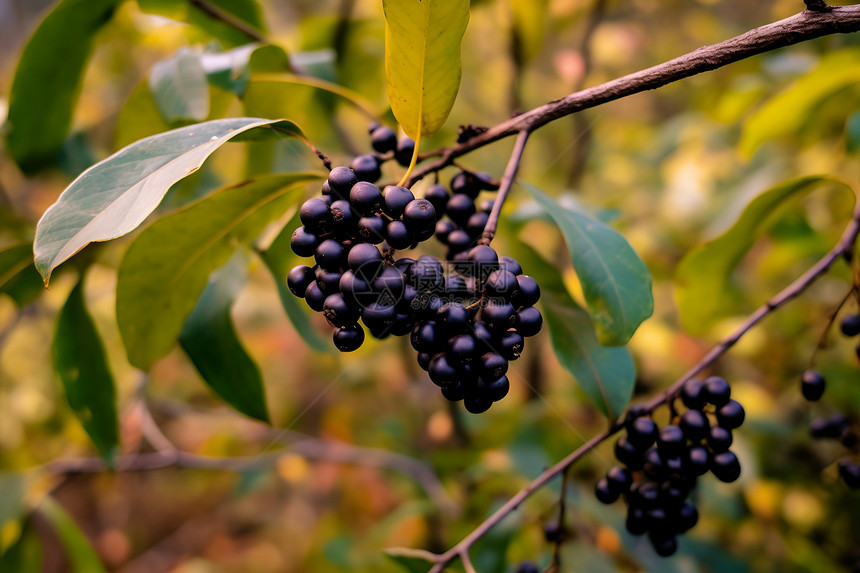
4;0;122;173
383;547;439;573
382;0;470;139
179;252;269;422
53;276;120;463
514;241;635;420
149;47;210;123
0;472;28;554
0;518;42;569
200;44;262;94
0;243;43;307
674;175;856;334
116;173;318;371
740;48;860;156
34;117;306;285
137;0;265;48
259;213;332;354
39;498;107;573
522;183;653;346
847;110;860;154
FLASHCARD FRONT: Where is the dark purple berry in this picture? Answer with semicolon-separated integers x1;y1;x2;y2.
477;352;508;380
372;266;407;301
801;370;826;402
716;399;745;430
595;477;619;504
484;269;519;300
625;507;648;535
305;281;326;311
680;409;710;441
677;500;699;532
809;415;849;439
417;352;432;371
657;425;686;458
515;306;542;337
403;199;437;232
614;436;644;470
448;333;478;363
330;199;355;227
357;216;386;243
424;184;449;215
437;302;470;333
839;459;860;489
370;125;398;153
498;329;524;360
290;226;321;257
466;212;488;236
315;267;342;293
407;255;445;291
680;379;706;410
464;393;492;414
606;466;633;493
446;193;476;226
703;376;731;406
498;256;523;276
287;265;315;297
450;171;480;199
333;323;365;352
382;185;414;217
513;275;540;307
385;220;414;249
650;534;677;557
446;229;473;253
323;293;359;327
300;198;332;233
482;301;516;331
626;416;658;451
687;445;711;476
441;379;466;401
327;166;358;198
314;239;345;271
707;426;733;452
348;243;383;273
349;181;383;216
395;137;415;166
435;220;456;243
710;450;741;482
484;375;510;402
840;313;860;336
351;154;381;182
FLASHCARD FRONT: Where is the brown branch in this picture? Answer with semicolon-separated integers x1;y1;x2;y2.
425;197;860;572
407;4;860;185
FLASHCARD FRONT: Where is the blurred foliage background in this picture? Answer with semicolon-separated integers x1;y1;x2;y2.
2;0;860;571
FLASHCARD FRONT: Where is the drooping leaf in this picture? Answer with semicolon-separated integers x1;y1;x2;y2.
39;498;107;573
382;0;470;139
149;47;210;123
137;0;265;48
259;212;332;354
179;252;269;422
522;183;653;346
383;547;439;573
116;173;317;371
34;117;306;285
674;175;856;334
199;43;262;94
5;0;122;173
513;241;635;420
0;243;43;307
53;276;120;464
740;48;860;156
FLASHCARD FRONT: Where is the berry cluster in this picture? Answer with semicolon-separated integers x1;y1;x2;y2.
594;376;745;557
799;310;860;490
285;128;543;413
424;170;499;259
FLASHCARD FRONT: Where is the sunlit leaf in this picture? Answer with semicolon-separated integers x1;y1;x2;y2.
740;48;860;156
259;212;333;354
179;252;270;422
384;547;439;573
522;183;653;346
675;175;856;334
513;241;635;420
34;117;305;285
53;276;119;463
39;498;107;573
382;0;470;138
0;243;43;307
149;47;210;123
5;0;122;173
116;173;318;371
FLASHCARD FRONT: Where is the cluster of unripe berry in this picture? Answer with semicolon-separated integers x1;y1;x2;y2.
800;311;860;490
285;127;543;413
594;376;745;557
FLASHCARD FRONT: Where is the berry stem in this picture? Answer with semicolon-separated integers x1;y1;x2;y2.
479;130;530;246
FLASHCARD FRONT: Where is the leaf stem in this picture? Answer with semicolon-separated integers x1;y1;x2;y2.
397;128;422;187
479;130;529;245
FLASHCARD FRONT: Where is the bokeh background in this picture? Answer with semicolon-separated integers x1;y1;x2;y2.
2;0;860;571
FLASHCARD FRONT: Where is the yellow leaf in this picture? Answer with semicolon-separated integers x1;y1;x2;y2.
383;0;470;140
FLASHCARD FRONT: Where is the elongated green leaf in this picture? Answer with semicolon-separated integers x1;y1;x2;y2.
382;0;470;138
514;241;635;420
740;49;860;156
137;0;265;48
149;47;210;123
675;175;856;334
260;213;332;354
53;277;119;463
383;547;439;573
116;173;317;371
0;243;43;307
522;183;653;346
34;117;305;285
39;498;107;573
179;253;269;422
5;0;121;173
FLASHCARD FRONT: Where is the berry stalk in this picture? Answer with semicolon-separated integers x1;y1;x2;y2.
479;130;529;246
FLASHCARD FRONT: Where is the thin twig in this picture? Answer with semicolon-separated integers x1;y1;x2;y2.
550;468;570;570
425;199;860;571
407;5;860;185
188;0;265;42
479;130;529;245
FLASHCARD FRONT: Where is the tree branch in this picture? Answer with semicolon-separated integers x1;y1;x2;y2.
425;198;860;571
408;5;860;184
